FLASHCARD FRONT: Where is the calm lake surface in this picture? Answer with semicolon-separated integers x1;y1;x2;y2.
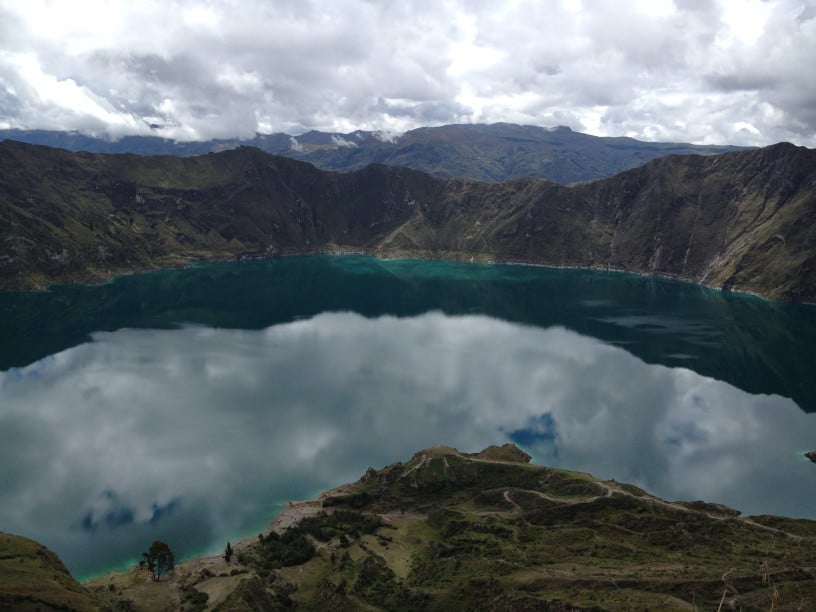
1;255;816;578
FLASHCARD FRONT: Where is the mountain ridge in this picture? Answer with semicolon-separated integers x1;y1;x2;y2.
1;139;813;302
0;122;746;184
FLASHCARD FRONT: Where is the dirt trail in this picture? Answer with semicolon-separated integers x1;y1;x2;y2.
257;453;803;545
501;479;803;541
503;490;521;510
401;454;430;478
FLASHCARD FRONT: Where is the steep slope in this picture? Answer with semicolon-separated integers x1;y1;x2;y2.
0;123;744;184
0;141;443;289
394;142;816;302
0;532;101;611
0;140;814;301
83;444;816;611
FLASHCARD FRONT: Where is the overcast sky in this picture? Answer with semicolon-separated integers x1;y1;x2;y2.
0;0;814;146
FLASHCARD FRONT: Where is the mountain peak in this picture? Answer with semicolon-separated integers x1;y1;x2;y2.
470;443;532;463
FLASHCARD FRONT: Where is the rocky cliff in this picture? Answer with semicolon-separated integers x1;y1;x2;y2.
1;140;814;301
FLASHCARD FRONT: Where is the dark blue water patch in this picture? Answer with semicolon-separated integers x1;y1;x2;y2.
1;255;815;411
79;491;135;533
507;414;559;448
150;498;181;525
80;507;135;533
662;421;708;448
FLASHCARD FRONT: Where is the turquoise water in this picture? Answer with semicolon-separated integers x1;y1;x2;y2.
1;255;815;578
3;256;814;411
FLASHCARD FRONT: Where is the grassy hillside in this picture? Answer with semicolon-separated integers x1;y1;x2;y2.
0;532;101;611
80;444;816;610
0;140;814;301
6;444;816;609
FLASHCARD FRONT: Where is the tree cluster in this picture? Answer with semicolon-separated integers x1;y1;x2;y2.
139;540;175;581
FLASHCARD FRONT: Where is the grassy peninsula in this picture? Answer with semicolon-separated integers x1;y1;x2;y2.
4;444;816;610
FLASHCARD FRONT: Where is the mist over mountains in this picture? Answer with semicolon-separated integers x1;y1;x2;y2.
0;123;745;185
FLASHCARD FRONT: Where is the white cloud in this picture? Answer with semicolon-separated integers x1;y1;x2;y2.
0;0;813;145
288;135;303;151
373;129;402;143
330;133;357;147
2;312;815;577
718;0;773;46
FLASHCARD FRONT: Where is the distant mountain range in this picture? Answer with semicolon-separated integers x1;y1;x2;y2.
0;123;745;184
0;139;813;302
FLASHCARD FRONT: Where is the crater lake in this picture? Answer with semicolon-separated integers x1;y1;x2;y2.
1;255;815;578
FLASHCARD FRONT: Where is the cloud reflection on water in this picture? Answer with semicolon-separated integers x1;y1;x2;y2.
1;311;814;577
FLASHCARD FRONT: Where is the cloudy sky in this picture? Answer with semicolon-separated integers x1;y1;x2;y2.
0;0;814;146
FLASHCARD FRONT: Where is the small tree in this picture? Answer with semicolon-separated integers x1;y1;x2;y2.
139;540;175;581
224;541;233;564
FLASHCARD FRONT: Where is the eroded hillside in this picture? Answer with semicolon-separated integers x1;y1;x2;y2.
1;141;814;301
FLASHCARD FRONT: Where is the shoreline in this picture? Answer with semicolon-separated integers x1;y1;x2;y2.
9;247;813;307
78;499;326;584
80;483;352;585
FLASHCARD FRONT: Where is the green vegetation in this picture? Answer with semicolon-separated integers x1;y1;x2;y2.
0;531;100;611
1;140;813;302
248;511;385;572
190;445;816;609
139;540;175;581
7;445;816;609
254;529;316;569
